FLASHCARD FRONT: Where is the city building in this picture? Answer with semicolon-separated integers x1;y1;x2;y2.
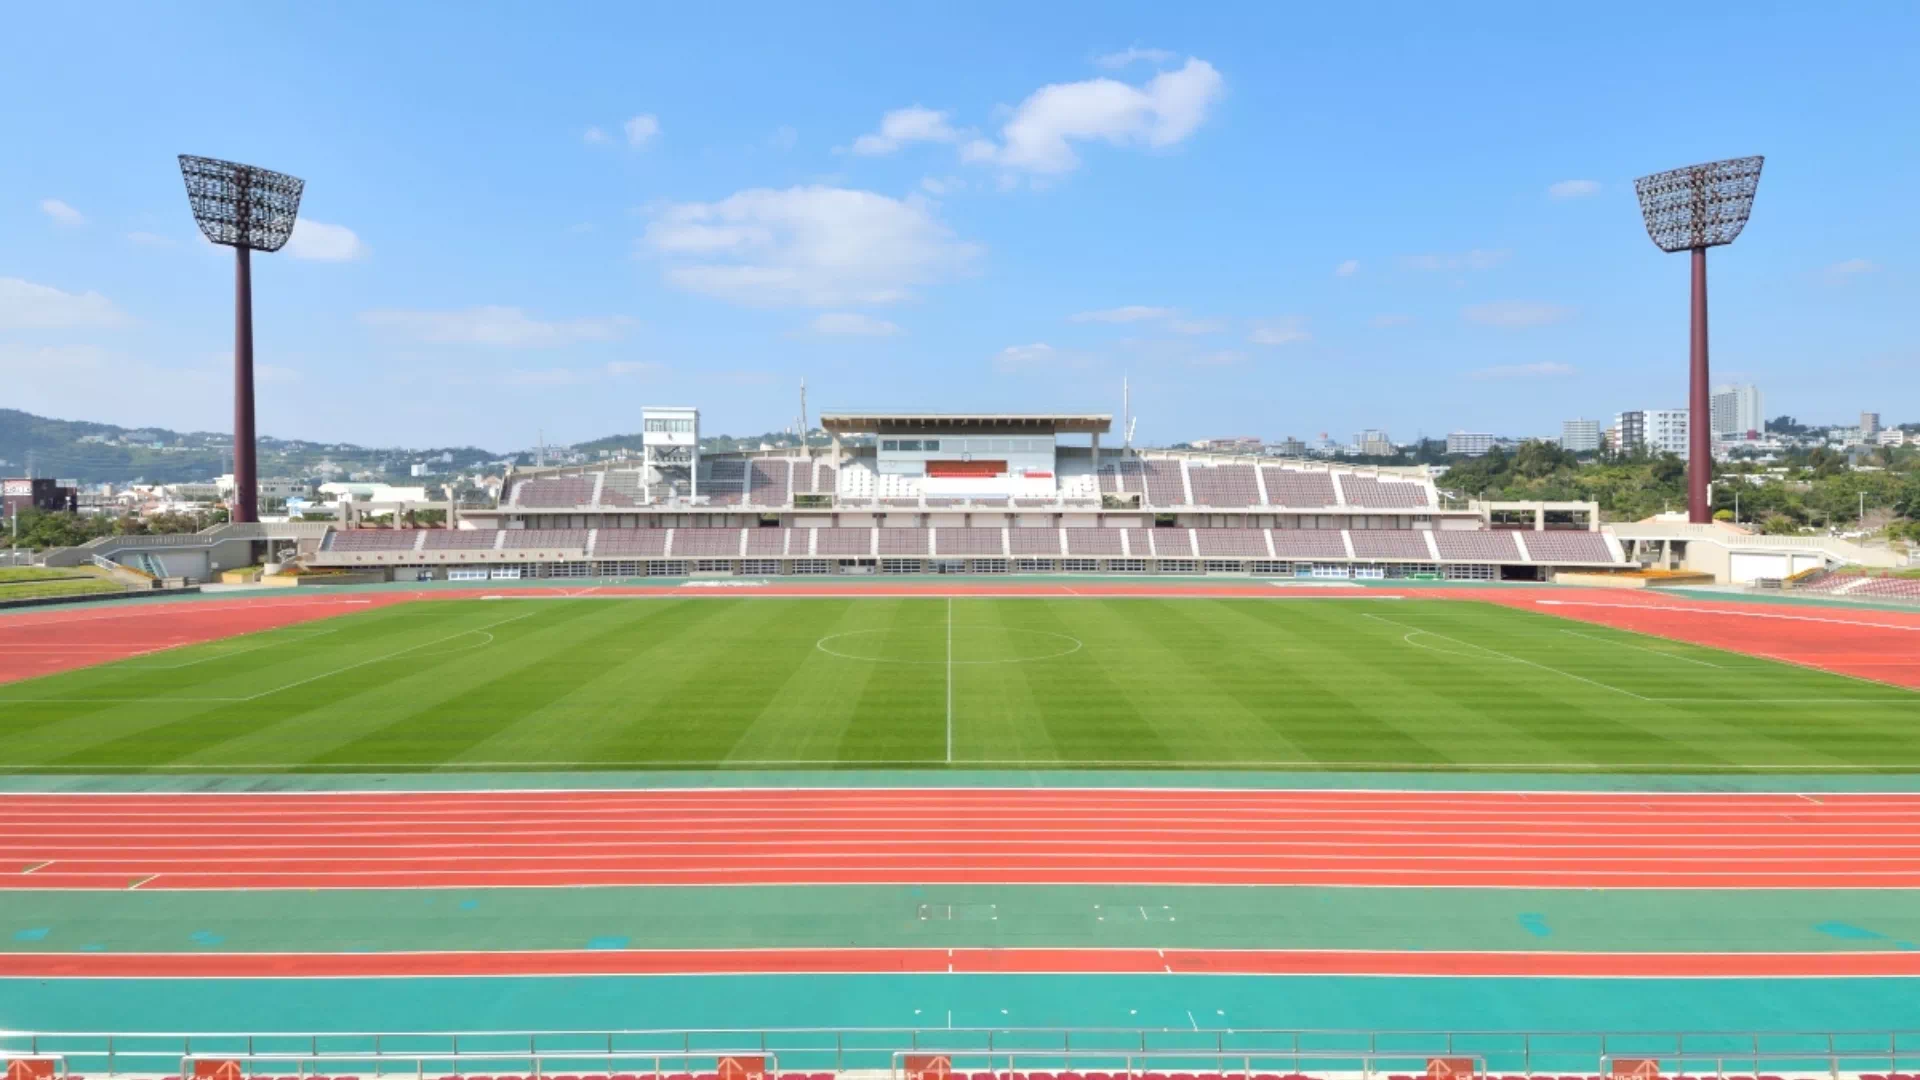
1561;419;1601;453
1273;436;1307;457
2;477;79;515
1446;431;1495;457
1612;410;1687;456
1645;409;1689;456
1352;429;1394;456
1862;412;1882;439
1710;384;1764;439
1880;428;1908;448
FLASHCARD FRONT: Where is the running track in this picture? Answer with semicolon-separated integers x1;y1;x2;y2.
12;946;1920;979
9;788;1920;891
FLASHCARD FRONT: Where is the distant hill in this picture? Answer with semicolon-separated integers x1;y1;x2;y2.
0;409;505;486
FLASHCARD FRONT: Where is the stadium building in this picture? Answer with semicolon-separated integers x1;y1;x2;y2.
308;406;1622;581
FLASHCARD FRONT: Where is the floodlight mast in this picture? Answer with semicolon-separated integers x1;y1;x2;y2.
1633;156;1763;524
178;155;305;523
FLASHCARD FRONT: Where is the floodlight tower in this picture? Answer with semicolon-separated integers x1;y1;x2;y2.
178;155;306;523
1632;156;1763;524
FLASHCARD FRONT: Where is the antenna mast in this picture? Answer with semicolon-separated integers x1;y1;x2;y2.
1122;377;1132;450
798;378;809;447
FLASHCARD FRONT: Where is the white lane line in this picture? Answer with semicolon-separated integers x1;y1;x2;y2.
1536;599;1920;631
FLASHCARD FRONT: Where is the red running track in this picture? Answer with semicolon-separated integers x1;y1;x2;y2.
8;788;1920;891
13;945;1920;979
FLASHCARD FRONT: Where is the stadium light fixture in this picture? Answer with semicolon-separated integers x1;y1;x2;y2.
178;154;306;523
1632;155;1763;524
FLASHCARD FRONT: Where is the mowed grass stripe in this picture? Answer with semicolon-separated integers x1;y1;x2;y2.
0;596;1914;773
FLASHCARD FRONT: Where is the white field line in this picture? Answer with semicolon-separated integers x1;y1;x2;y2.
1364;612;1651;701
1531;600;1920;696
1535;598;1920;632
119;625;348;672
945;597;954;764
234;610;541;702
1557;628;1724;669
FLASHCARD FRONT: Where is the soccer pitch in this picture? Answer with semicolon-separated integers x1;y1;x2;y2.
0;595;1915;773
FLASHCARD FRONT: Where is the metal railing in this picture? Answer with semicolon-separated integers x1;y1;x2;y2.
889;1049;1486;1080
175;1050;777;1079
9;1030;1920;1079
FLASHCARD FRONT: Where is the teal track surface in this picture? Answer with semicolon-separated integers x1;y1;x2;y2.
5;974;1915;1036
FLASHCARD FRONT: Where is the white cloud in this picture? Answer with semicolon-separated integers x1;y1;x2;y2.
0;277;126;330
1249;317;1310;345
39;199;85;226
1189;349;1246;366
1068;305;1173;324
809;312;902;336
1334;259;1360;277
284;218;368;262
1166;318;1225;335
993;342;1088;373
583;126;611;146
624;114;661;149
920;175;966;196
641;185;980;307
849;106;963;156
1462;301;1574;328
1548;179;1601;199
360;306;637;347
1371;313;1413;328
1469;361;1576;379
1398;249;1510;272
1825;258;1879;279
502;368;595;387
1095;46;1177;69
126;231;173;247
967;57;1224;176
606;360;666;377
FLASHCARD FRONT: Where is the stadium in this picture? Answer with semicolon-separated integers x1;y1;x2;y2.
7;8;1920;1080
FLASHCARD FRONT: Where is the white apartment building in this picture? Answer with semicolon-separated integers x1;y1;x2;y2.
1710;384;1764;438
1446;431;1495;457
1561;419;1601;453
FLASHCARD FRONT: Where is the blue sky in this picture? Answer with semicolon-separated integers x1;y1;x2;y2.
2;2;1913;450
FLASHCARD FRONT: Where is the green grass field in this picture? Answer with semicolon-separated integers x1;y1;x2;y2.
0;596;1915;773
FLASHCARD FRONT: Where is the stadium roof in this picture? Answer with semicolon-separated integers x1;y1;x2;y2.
819;410;1112;435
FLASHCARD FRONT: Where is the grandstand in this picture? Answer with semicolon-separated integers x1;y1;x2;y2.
303;407;1624;580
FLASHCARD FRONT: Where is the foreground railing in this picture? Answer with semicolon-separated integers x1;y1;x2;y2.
6;1029;1920;1078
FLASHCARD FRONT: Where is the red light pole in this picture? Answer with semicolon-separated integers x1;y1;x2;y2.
179;155;305;523
1634;156;1763;524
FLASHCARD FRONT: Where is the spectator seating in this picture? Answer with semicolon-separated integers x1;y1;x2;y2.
1518;531;1614;563
1431;530;1523;561
599;470;646;507
1268;529;1350;559
424;529;501;550
1097;459;1146;494
814;528;875;556
670;529;743;557
502;529;587;550
1340;475;1431;508
1010;527;1065;555
878;528;931;555
704;459;747;506
1348;529;1433;560
1194;528;1267;557
1141;460;1188;506
935;528;1005;556
1064;528;1123;555
748;460;790;505
1849;576;1920;600
594;529;669;557
743;527;789;556
1187;464;1260;506
1260;467;1338;508
514;476;595;508
328;530;420;552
